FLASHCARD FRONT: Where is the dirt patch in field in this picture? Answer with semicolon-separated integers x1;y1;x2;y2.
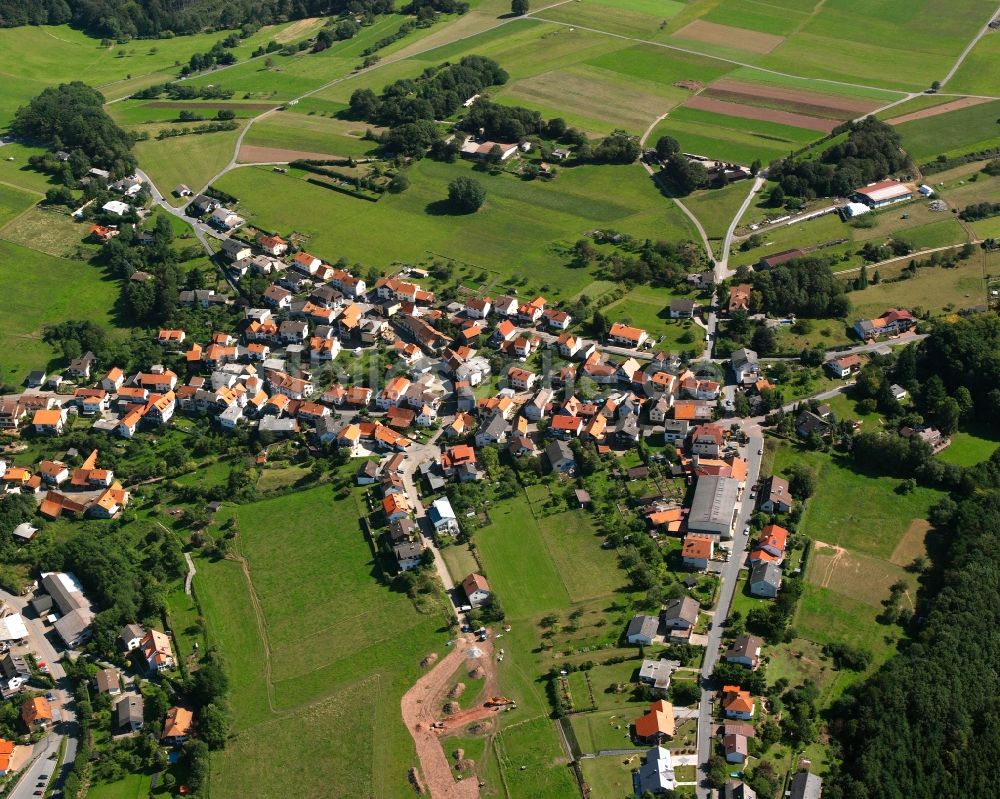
809;541;909;607
449;683;466;699
684;95;838;132
401;636;500;799
674;19;784;54
422;653;439;668
274;17;326;43
889;519;930;566
675;80;703;92
237;144;346;163
886;97;992;126
705;78;880;117
146;101;278;111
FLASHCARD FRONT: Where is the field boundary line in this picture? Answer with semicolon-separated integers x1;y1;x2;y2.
227;550;278;713
531;16;935;98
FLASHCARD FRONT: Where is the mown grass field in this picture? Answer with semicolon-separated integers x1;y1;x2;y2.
650;106;817;166
495;716;579;798
85;772;153;799
240;111;380;158
132;126;245;201
0;143;60;194
0;22;299;124
731;200;969;274
0;240;121;386
475;500;572;618
682;180;756;245
196;485;448;799
1;206;102;258
848;257;985;320
894;99;1000;162
213;158;695;300
937;422;1000;466
0;181;39;228
944;25;1000;95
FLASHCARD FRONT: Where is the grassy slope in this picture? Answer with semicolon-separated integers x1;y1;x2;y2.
0;22;293;125
200;486;446;799
0;239;121;386
894;100;1000;162
133;124;245;202
213;159;695;299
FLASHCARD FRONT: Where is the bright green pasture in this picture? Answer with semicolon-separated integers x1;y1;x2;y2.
798;456;943;560
475;500;573;618
651;106;819;165
894;100;1000;161
241;112;380;158
0;22;296;124
198;485;447;799
0;240;121;386
213;158;696;297
134;125;245;200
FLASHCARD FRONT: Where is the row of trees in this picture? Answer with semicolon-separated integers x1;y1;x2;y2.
0;0;393;39
349;56;509;128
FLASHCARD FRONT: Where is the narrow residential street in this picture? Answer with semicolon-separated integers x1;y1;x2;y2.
396;432;462;619
0;588;79;799
694;431;764;798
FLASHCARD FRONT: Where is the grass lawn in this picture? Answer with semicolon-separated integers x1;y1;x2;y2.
0;239;122;386
569;709;644;754
937;422;1000;466
134;125;246;203
214;158;695;302
650;107;817;166
847;258;985;320
946;26;1000;95
440;541;480;584
682;181;757;249
495;716;578;799
0;143;62;194
198;485;448;799
0;22;297;125
732;200;969;273
476;500;572;618
85;772;154;799
795;583;900;666
0;182;40;229
581;754;646;799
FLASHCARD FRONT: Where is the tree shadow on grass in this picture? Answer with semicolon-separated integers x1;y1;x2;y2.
425;199;480;216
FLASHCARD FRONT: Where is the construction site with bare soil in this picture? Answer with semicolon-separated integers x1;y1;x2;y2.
400;633;513;798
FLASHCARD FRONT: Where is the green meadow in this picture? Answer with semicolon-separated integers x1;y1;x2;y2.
0;22;300;124
197;486;447;799
133;124;246;201
213;158;696;299
0;240;121;386
894;100;1000;161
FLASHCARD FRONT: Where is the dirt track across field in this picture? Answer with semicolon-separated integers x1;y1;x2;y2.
886;96;992;126
684;95;838;132
236;144;345;163
401;635;500;799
